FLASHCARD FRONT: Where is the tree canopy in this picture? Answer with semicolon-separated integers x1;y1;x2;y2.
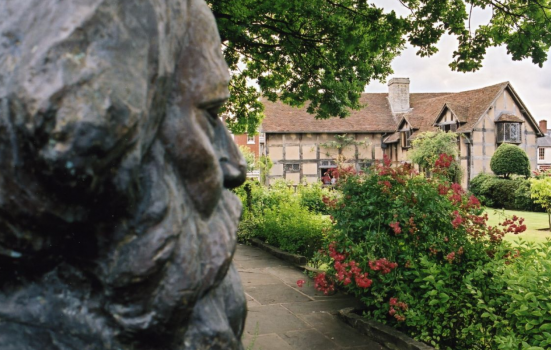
409;131;462;182
207;0;551;134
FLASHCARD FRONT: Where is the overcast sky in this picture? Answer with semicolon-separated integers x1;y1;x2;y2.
366;1;551;122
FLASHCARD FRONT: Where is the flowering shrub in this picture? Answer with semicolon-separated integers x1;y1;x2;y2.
314;155;533;349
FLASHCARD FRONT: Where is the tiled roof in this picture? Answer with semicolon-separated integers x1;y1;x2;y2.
384;132;400;143
538;133;551;147
260;82;515;136
261;94;397;133
496;114;525;123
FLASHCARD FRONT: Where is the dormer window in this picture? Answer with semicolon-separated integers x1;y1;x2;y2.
401;128;412;148
439;122;457;132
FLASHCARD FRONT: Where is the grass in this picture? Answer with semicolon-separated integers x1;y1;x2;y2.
484;208;551;243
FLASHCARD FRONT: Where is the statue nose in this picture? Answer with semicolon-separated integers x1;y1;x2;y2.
220;157;247;188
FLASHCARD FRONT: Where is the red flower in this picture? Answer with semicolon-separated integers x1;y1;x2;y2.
389;221;401;234
296;279;305;288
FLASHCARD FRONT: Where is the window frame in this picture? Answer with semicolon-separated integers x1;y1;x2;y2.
284;163;300;172
496;122;522;144
401;129;412;148
247;134;255;144
540;148;545;160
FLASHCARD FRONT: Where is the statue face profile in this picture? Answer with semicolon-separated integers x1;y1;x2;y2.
0;0;247;349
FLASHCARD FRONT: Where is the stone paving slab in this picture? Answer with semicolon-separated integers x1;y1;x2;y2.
240;268;281;286
282;299;365;315
245;304;311;335
235;256;290;269
245;283;312;305
299;313;386;349
242;333;295;350
280;329;340;350
237;244;390;350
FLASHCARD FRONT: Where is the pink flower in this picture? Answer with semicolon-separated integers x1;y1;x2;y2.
296;279;305;288
389;221;401;234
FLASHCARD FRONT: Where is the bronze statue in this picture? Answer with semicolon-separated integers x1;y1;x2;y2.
0;0;247;349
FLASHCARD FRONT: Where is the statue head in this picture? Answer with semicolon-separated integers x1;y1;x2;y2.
0;0;247;348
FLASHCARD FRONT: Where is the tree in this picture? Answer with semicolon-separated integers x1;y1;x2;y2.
409;131;461;182
208;0;551;134
530;177;551;230
490;143;531;178
238;145;257;172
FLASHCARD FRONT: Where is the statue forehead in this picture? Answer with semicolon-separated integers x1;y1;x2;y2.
0;0;228;109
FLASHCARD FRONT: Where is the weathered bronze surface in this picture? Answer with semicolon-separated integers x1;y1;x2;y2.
0;0;247;348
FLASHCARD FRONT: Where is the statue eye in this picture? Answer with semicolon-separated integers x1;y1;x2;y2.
199;99;226;127
204;106;220;126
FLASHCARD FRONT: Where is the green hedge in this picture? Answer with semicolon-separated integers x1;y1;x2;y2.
469;173;543;211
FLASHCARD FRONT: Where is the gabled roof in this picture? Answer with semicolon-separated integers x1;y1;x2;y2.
261;94;396;133
434;103;470;125
260;81;543;137
408;82;509;134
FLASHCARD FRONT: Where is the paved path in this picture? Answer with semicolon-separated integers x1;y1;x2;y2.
235;244;388;350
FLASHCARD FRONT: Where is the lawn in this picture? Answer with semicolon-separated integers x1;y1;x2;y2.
484;208;551;243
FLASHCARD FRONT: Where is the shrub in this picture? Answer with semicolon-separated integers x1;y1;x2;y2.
233;179;331;258
409;131;462;183
256;200;331;258
297;182;337;215
490;143;530;178
312;156;531;349
530;176;551;230
469;173;543;211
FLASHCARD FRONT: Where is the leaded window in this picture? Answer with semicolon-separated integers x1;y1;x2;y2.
496;122;521;143
285;163;300;172
401;129;412;148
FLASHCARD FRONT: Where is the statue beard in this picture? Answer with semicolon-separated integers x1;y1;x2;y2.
0;140;246;350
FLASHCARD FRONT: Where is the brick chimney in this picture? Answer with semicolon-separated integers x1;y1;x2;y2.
388;77;410;113
540;119;547;134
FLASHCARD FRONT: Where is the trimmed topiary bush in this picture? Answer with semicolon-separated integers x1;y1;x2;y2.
490;143;530;178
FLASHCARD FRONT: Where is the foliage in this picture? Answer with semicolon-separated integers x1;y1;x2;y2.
409;131;461;183
318;134;370;160
238;145;257;172
258;199;331;258
312;155;535;349
530;176;551;230
297;182;337;215
208;0;551;133
258;155;273;185
465;241;551;350
490;143;531;178
233;180;331;258
469;173;543;211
